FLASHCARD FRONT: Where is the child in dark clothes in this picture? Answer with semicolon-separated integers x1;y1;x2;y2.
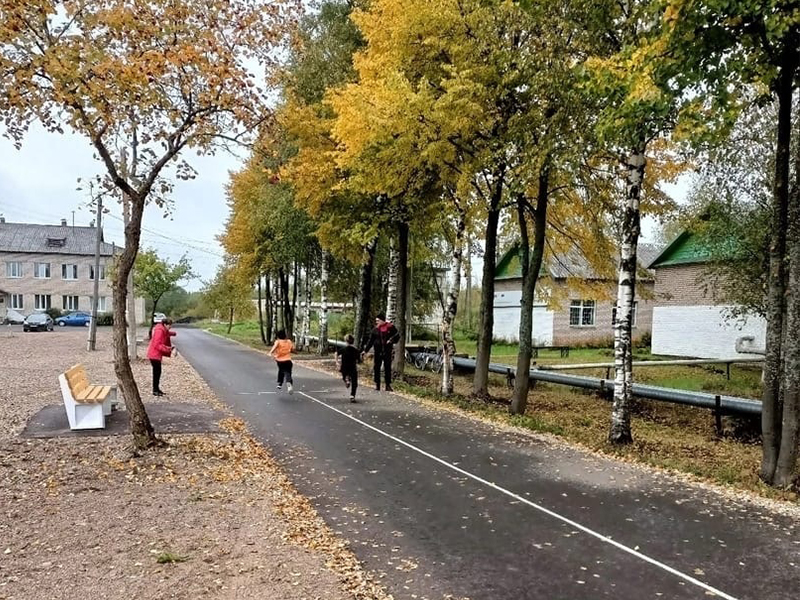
336;334;361;403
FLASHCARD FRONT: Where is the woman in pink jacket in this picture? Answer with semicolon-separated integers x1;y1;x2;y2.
147;318;176;396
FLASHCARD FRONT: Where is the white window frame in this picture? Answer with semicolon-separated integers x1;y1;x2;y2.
97;296;108;312
61;264;78;280
89;264;106;280
62;295;79;311
9;294;23;310
569;299;596;327
631;301;638;328
34;262;51;279
34;294;51;310
6;262;22;278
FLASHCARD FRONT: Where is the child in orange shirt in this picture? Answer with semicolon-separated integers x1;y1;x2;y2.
269;329;295;394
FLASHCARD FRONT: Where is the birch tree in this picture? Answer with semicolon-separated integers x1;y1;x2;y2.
318;251;330;355
0;0;293;450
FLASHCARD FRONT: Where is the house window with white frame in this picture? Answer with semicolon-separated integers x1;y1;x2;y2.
34;294;51;310
97;296;107;312
89;264;106;280
63;295;79;311
569;299;596;326
61;264;78;280
6;261;22;278
34;262;51;278
9;294;23;310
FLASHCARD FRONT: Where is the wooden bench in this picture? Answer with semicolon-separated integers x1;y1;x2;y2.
58;364;117;430
532;345;570;358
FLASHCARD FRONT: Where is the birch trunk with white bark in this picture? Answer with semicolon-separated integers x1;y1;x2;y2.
609;139;646;445
441;205;466;395
302;264;312;350
386;235;398;323
318;252;329;356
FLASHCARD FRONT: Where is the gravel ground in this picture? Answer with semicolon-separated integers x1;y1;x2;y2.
0;327;390;600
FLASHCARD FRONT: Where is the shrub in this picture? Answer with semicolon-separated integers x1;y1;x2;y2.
45;307;62;319
411;325;438;342
96;313;114;326
454;324;479;341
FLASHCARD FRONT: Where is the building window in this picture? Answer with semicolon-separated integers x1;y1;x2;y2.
63;295;79;311
34;294;51;310
10;294;23;310
34;262;51;279
97;296;107;312
62;264;78;280
89;264;106;280
6;262;22;278
569;299;596;327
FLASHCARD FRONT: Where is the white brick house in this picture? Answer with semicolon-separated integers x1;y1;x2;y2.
0;217;144;323
492;243;660;346
648;231;766;359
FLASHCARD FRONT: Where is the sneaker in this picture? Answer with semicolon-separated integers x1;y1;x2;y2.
375;385;380;391
276;385;282;391
350;395;356;403
152;391;164;397
287;383;293;394
385;386;393;392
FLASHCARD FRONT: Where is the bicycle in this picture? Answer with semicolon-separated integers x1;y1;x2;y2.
430;347;444;373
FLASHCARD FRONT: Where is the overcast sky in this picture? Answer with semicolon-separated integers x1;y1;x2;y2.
0;124;240;291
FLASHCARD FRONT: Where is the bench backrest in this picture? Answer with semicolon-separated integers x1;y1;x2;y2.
64;364;89;396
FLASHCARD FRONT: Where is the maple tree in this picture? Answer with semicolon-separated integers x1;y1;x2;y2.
0;0;294;449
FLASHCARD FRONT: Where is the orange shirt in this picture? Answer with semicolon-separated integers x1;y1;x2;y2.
273;339;294;362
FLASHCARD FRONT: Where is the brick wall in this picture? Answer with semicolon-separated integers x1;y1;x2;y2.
0;252;113;315
653;264;721;306
551;281;654;346
492;277;654;347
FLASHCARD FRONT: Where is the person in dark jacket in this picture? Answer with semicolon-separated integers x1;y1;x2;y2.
337;334;361;402
361;313;399;391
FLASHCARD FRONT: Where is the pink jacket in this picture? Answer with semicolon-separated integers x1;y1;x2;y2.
147;324;176;361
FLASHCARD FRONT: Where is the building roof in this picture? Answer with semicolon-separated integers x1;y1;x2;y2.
0;221;117;257
495;242;662;281
647;231;711;268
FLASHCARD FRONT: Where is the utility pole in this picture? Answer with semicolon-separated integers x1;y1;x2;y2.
120;149;138;358
87;193;103;351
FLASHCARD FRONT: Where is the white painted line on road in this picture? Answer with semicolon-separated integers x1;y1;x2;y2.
298;390;740;600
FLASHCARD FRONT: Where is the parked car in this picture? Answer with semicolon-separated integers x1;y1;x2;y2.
23;313;54;332
55;311;91;327
153;312;166;323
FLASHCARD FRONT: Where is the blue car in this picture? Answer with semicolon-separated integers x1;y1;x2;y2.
56;311;91;327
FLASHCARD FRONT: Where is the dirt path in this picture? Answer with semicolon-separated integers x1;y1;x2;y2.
0;327;388;600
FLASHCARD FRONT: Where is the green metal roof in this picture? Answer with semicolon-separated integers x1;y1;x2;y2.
495;244;547;280
647;231;712;268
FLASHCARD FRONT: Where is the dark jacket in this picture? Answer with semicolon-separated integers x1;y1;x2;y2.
337;345;361;373
362;322;399;355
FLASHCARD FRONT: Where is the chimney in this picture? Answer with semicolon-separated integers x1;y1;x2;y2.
60;218;67;226
0;215;5;223
89;219;95;228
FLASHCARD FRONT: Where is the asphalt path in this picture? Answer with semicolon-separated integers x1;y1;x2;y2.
175;327;800;600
